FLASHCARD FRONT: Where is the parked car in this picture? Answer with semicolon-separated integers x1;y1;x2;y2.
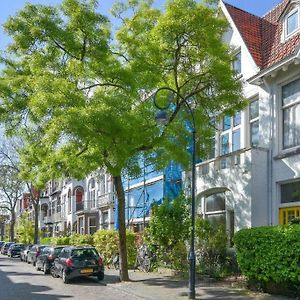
20;244;33;262
27;245;47;266
51;246;104;283
1;242;14;255
0;241;5;249
7;243;26;258
36;246;65;274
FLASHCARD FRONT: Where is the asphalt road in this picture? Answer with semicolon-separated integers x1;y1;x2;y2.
0;254;144;300
0;254;294;300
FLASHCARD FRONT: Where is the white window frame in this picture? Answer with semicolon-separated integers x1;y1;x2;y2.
284;6;300;40
249;99;259;147
88;216;97;234
281;77;300;150
232;51;242;77
219;112;242;156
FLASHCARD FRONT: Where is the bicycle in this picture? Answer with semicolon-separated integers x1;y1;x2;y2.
135;244;154;272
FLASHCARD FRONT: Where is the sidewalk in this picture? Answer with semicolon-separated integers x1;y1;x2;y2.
104;269;296;300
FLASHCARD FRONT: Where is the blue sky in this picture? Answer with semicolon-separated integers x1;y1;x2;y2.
0;0;282;52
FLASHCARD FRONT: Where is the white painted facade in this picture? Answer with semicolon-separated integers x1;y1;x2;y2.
192;1;300;239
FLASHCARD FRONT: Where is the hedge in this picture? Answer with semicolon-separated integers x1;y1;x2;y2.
234;225;300;285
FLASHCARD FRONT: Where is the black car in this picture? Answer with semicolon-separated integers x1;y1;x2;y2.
7;243;25;258
0;241;5;249
27;244;47;266
51;246;104;283
20;244;33;262
36;246;65;274
1;242;14;255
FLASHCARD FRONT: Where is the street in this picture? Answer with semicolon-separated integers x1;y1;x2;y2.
0;255;293;300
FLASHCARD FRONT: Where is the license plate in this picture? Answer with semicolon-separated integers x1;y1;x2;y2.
80;268;93;274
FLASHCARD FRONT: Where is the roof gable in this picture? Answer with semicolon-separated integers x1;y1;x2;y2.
223;0;300;71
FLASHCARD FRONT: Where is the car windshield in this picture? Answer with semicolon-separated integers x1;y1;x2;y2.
54;248;64;255
71;248;98;259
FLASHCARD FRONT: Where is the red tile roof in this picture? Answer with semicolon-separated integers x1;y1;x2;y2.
224;0;300;70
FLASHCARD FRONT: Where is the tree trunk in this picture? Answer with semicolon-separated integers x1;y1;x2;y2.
10;211;15;242
113;175;130;281
33;202;39;244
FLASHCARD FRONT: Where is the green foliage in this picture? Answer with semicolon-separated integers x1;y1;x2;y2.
16;212;34;244
50;236;71;245
93;229;119;264
145;194;190;270
195;218;229;277
234;225;300;286
69;233;94;246
93;229;137;267
40;237;52;245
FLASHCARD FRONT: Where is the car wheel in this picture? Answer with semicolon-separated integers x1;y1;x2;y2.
43;263;48;275
50;267;57;278
97;272;104;281
62;270;69;284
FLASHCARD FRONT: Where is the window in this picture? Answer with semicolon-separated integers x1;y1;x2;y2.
282;78;300;149
204;193;234;246
279;206;300;224
232;52;241;75
220;112;241;156
101;211;109;229
88;217;97;234
75;187;84;211
88;178;96;208
68;189;71;213
249;99;259;146
286;8;299;37
78;217;84;234
281;181;300;204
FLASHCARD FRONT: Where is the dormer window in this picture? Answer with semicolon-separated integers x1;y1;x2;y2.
287;8;299;35
283;5;300;40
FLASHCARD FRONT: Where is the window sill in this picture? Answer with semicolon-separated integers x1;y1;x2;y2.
275;146;300;159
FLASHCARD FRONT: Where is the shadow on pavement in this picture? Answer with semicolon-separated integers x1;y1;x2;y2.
0;264;72;300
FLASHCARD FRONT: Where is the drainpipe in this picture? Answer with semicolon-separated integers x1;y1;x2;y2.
262;77;274;226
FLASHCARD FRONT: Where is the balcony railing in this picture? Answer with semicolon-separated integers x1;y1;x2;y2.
98;193;114;208
76;200;98;212
195;147;268;177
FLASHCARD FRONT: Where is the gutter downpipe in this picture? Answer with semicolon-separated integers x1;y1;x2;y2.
262;77;274;226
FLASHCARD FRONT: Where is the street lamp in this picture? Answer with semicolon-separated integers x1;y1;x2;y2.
153;87;196;300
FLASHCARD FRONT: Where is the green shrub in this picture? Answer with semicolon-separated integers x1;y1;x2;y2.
51;236;70;245
93;230;118;264
93;229;137;268
69;233;94;246
40;237;52;245
144;195;190;271
195;218;228;277
234;225;300;290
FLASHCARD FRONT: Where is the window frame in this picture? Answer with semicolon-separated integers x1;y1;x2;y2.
232;51;242;76
249;99;259;147
284;7;300;39
281;77;300;149
219;112;242;156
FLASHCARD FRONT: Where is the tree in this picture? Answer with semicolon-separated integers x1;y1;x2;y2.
0;0;244;280
145;194;191;270
0;164;24;241
0;139;41;244
16;211;34;244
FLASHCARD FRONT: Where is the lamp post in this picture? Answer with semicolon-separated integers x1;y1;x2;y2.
153;87;196;300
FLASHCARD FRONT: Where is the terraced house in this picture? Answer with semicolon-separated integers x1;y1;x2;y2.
194;0;300;242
